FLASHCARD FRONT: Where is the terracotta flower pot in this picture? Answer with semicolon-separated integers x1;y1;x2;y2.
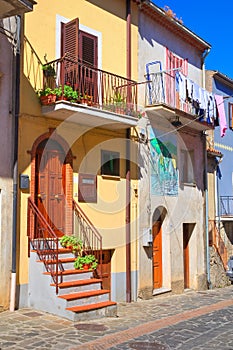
40;94;56;105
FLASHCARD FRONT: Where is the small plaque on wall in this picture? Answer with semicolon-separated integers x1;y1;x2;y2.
78;173;97;203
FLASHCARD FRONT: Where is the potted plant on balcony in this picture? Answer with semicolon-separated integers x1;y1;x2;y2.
113;91;125;113
74;254;98;270
37;87;56;105
42;64;56;78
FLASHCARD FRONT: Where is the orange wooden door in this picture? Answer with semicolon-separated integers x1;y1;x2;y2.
100;250;111;291
35;140;65;237
153;221;162;289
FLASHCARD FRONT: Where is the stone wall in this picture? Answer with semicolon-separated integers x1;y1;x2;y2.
210;246;231;288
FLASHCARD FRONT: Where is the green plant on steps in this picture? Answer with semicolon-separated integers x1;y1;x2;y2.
59;235;83;255
74;254;98;270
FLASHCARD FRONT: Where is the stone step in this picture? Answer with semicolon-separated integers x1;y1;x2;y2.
44;269;93;282
66;300;117;314
51;278;102;295
59;289;111;307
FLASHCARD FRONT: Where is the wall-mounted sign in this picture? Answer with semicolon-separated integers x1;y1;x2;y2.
78;173;97;203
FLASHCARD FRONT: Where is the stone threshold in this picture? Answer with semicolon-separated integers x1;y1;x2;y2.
152;287;171;296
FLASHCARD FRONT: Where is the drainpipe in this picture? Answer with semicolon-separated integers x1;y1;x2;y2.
202;48;210;88
9;15;21;311
126;0;131;303
202;48;211;289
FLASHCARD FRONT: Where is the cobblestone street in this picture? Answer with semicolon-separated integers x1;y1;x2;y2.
0;286;232;349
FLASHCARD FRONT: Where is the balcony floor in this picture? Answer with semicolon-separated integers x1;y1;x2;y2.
146;104;214;132
41;101;138;130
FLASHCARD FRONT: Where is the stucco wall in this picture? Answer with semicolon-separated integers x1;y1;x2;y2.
0;18;15;309
137;10;207;297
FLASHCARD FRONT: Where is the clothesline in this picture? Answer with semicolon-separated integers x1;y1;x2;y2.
175;71;227;137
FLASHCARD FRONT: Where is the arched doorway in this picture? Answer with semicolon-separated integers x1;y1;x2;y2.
152;207;166;290
31;130;73;237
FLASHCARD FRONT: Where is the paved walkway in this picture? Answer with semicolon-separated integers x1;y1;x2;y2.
0;286;232;350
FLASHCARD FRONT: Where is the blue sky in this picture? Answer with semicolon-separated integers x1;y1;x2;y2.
151;1;232;78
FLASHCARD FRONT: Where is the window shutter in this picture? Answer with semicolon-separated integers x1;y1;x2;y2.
61;18;79;60
166;48;188;76
79;31;98;67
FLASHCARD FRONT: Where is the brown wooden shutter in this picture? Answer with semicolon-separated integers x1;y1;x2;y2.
61;18;79;59
79;30;98;67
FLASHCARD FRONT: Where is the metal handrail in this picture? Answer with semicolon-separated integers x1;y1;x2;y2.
23;36;44;91
27;197;63;294
73;199;103;278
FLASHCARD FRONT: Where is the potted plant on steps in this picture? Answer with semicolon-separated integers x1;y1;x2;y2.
59;235;83;255
74;254;98;270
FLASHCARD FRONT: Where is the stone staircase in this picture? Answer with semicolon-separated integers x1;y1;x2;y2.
28;247;117;321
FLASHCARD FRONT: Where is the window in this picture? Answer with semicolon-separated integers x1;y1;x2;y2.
229;103;233;129
180;150;195;184
61;18;98;100
101;150;120;177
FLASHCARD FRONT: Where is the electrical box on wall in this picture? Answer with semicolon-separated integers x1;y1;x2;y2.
19;174;29;190
142;227;152;246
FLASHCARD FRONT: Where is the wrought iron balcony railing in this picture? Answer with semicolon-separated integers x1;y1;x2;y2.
220;196;233;216
40;55;138;117
145;69;214;123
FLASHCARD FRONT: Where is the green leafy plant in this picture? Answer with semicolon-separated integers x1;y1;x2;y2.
54;85;63;98
74;254;98;270
63;84;75;99
59;235;83;255
42;64;56;77
37;87;55;97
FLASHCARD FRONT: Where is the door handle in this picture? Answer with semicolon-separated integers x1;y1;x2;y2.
38;193;46;200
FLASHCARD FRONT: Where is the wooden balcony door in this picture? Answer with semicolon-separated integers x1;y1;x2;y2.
61;18;98;103
153;221;162;289
35;139;66;237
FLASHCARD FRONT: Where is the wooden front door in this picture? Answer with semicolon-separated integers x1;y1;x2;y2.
153;221;162;289
35;139;66;236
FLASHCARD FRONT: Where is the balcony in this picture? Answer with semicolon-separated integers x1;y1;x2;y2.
220;196;233;219
145;70;214;131
0;0;35;18
37;56;138;130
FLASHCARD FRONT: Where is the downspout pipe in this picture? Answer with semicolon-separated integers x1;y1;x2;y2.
10;15;21;312
202;48;211;289
126;0;131;303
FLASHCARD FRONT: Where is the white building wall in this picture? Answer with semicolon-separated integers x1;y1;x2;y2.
137;11;207;298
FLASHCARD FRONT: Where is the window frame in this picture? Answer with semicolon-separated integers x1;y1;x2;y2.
101;150;120;177
180;149;195;185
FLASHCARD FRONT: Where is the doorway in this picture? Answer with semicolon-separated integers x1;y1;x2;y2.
183;223;195;289
35;139;66;236
152;220;162;289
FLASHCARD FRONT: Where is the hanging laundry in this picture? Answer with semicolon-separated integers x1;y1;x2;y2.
186;77;193;101
175;71;186;102
207;93;216;124
214;94;227;137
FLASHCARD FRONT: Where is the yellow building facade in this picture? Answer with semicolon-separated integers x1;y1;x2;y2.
17;0;139;314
